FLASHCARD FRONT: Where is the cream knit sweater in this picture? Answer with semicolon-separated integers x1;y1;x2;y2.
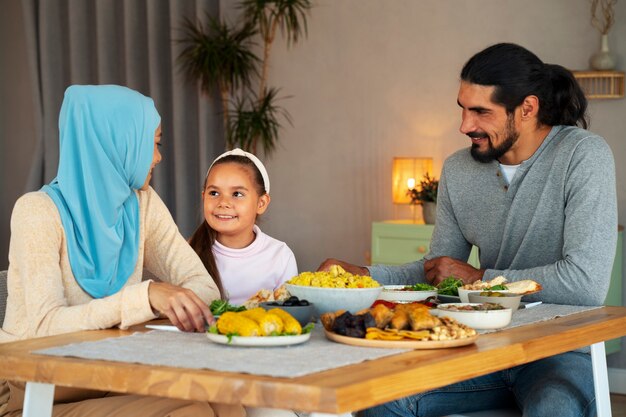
0;187;220;343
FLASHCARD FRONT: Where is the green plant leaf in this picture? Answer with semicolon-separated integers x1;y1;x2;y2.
239;0;313;46
407;172;439;204
227;87;292;155
176;15;260;95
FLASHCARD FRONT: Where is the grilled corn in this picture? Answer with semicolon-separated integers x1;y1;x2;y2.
240;307;284;336
268;308;302;335
216;312;262;337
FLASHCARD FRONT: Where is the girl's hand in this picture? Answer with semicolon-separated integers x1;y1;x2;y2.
148;281;214;332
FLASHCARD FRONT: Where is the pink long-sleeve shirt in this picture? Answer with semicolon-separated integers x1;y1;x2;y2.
214;225;298;305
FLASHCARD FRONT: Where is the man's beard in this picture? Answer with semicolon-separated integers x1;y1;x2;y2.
470;114;519;163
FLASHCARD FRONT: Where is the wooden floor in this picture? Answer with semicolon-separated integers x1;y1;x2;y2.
612;394;626;416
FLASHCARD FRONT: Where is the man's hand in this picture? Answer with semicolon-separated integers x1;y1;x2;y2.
423;256;484;286
148;281;214;332
317;258;370;276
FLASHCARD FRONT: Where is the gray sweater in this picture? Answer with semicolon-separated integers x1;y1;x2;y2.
369;126;618;306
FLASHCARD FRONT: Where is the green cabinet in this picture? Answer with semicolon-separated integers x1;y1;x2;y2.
371;221;624;354
371;221;479;267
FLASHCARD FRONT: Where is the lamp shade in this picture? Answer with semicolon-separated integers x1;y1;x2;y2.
392;157;433;204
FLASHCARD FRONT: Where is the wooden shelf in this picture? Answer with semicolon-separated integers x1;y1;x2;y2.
572;70;624;99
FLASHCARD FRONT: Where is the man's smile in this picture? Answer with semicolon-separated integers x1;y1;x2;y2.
468;132;489;146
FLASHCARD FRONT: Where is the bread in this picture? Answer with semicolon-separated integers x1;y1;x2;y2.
273;285;290;301
243;289;273;309
369;304;394;328
505;280;542;295
408;309;441;331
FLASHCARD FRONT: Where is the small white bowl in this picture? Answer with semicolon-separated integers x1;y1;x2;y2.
458;288;511;303
377;285;438;303
468;292;522;311
434;303;512;330
284;284;382;315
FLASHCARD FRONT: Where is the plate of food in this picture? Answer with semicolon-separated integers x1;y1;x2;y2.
324;328;477;349
206;332;311;347
206;307;314;346
320;302;477;349
378;284;438;303
437;276;542;303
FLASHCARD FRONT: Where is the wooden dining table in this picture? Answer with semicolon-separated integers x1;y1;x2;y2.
1;306;626;417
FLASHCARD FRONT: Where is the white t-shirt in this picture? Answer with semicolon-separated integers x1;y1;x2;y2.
213;225;298;305
499;163;520;185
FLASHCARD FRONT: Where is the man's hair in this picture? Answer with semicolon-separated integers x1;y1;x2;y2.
460;43;588;129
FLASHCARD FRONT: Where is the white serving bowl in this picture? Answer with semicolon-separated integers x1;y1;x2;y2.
458;288;511;303
468;292;522;311
378;285;438;303
434;303;512;330
284;284;383;315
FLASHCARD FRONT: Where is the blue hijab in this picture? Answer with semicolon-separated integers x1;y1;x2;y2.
42;85;161;298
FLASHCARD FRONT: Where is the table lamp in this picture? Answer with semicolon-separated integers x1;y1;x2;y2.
392;157;433;204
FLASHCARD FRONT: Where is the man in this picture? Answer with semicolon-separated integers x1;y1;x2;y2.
320;43;617;416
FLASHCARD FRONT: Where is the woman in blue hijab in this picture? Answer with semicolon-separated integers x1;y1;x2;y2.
0;85;247;417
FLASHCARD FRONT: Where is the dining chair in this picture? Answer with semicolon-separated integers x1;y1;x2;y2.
0;269;8;327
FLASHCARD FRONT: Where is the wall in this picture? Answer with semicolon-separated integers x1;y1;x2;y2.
0;0;37;270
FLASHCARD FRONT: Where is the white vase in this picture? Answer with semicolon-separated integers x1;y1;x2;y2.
590;34;616;71
421;202;437;225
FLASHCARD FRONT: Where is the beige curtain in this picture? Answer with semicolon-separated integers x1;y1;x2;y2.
20;0;224;236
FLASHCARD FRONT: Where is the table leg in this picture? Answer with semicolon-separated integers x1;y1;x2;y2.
23;382;54;417
590;342;612;417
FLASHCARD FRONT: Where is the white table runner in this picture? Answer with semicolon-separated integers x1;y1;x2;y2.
35;304;599;378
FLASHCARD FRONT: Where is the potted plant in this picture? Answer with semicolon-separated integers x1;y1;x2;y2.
407;172;439;224
177;0;313;157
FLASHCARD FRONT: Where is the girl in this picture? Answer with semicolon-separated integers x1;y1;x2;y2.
189;149;298;306
0;85;246;417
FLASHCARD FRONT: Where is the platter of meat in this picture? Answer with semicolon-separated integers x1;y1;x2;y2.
323;328;477;349
320;303;478;349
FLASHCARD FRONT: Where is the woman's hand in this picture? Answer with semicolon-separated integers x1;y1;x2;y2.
148;281;214;332
317;258;370;276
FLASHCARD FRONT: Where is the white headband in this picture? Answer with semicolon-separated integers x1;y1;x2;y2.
207;148;270;193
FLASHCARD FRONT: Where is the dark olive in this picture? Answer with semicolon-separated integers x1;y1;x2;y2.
298;300;310;306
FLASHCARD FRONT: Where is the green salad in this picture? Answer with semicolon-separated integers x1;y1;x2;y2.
486;284;508;291
209;299;246;316
436;277;463;296
402;283;437;291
